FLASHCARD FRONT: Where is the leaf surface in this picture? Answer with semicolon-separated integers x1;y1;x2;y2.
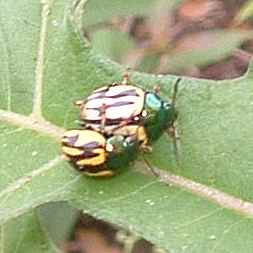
1;1;253;252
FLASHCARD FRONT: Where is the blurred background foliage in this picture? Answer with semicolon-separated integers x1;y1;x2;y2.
63;0;253;252
82;0;253;79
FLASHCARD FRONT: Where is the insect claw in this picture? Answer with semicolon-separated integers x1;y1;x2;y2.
140;144;152;153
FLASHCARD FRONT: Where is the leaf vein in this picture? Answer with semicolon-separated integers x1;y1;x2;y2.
32;0;51;119
1;174;81;225
138;165;253;217
0;22;12;111
0;110;64;140
210;220;244;253
0;156;63;201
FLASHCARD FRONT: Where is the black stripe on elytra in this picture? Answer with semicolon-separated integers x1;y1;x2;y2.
64;140;103;150
84;116;144;126
83;141;102;149
77;164;106;173
82;150;100;158
86;101;134;110
64;134;79;146
87;89;139;101
83;119;121;126
63;143;102;159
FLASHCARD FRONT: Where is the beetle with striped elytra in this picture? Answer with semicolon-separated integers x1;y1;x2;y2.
62;71;180;176
75;71;179;149
61;126;147;177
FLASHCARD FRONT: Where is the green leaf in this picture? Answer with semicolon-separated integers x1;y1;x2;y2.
0;211;59;253
1;0;253;252
0;1;39;114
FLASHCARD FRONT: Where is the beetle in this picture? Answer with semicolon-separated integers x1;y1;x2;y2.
75;72;178;147
61;125;148;177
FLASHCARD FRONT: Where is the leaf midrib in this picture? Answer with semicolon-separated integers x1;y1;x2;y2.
32;0;50;120
0;156;62;200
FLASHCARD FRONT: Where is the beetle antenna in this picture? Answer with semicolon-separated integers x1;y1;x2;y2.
172;77;181;107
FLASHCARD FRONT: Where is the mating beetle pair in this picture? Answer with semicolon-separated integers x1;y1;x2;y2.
62;72;178;176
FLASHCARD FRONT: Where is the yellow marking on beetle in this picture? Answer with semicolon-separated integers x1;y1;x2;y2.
61;136;69;143
93;85;108;93
112;125;148;145
134;86;145;115
75;130;105;147
80;107;89;121
77;148;106;166
137;126;148;145
87;124;116;134
62;146;84;156
113;125;139;136
84;170;114;177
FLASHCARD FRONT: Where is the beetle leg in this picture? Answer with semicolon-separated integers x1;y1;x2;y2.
114;118;132;130
100;103;107;133
122;68;131;85
74;99;84;107
167;119;181;141
106;115;135;136
142;155;159;177
167;121;181;163
153;85;161;95
137;126;152;153
62;154;71;161
141;144;153;153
